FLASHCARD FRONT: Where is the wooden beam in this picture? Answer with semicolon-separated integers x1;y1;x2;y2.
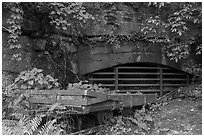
25;89;107;98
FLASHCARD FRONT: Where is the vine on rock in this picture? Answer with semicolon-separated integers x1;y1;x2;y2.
5;3;24;60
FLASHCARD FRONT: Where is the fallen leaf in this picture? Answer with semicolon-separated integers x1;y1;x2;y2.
144;115;153;121
137;122;148;131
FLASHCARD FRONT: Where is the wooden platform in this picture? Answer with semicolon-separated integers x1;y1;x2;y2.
25;89;157;114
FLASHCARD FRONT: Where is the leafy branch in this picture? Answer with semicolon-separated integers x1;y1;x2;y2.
141;2;201;62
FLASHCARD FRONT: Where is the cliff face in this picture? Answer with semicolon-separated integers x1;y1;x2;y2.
2;8;76;88
2;3;199;87
2;3;145;75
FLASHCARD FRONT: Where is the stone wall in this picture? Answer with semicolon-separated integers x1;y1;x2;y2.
76;40;181;75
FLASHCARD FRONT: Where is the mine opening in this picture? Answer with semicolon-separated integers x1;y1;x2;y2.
85;62;193;96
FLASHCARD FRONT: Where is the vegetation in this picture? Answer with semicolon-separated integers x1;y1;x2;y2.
2;68;60;119
2;68;109;135
142;2;201;62
3;2;202;62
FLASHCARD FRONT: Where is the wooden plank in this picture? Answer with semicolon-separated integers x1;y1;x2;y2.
132;95;146;106
108;94;157;107
57;99;88;106
25;90;58;95
121;95;134;107
56;89;86;96
26;89;86;96
146;94;157;103
26;89;107;98
30;92;109;106
87;95;108;105
56;95;88;106
84;100;121;113
84;91;108;100
29;96;85;106
29;97;56;104
57;89;108;98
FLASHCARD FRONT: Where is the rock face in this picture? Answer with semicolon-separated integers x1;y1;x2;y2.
76;40;181;75
2;31;77;87
80;3;141;36
2;5;79;88
2;2;200;88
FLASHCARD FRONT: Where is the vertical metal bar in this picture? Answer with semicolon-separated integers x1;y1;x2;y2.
186;74;190;85
88;74;93;84
115;67;119;90
160;67;163;96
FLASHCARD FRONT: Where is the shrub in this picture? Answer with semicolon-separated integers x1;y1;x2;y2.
3;68;61;120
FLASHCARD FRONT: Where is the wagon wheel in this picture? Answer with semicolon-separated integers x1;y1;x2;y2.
96;110;113;124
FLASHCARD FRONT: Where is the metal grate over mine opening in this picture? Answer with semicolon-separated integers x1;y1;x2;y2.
85;63;193;96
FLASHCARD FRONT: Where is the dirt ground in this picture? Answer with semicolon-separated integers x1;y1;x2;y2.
151;98;202;135
95;96;202;135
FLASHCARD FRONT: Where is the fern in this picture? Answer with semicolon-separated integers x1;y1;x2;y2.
17;110;62;135
22;115;45;135
38;119;57;135
4;108;68;135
